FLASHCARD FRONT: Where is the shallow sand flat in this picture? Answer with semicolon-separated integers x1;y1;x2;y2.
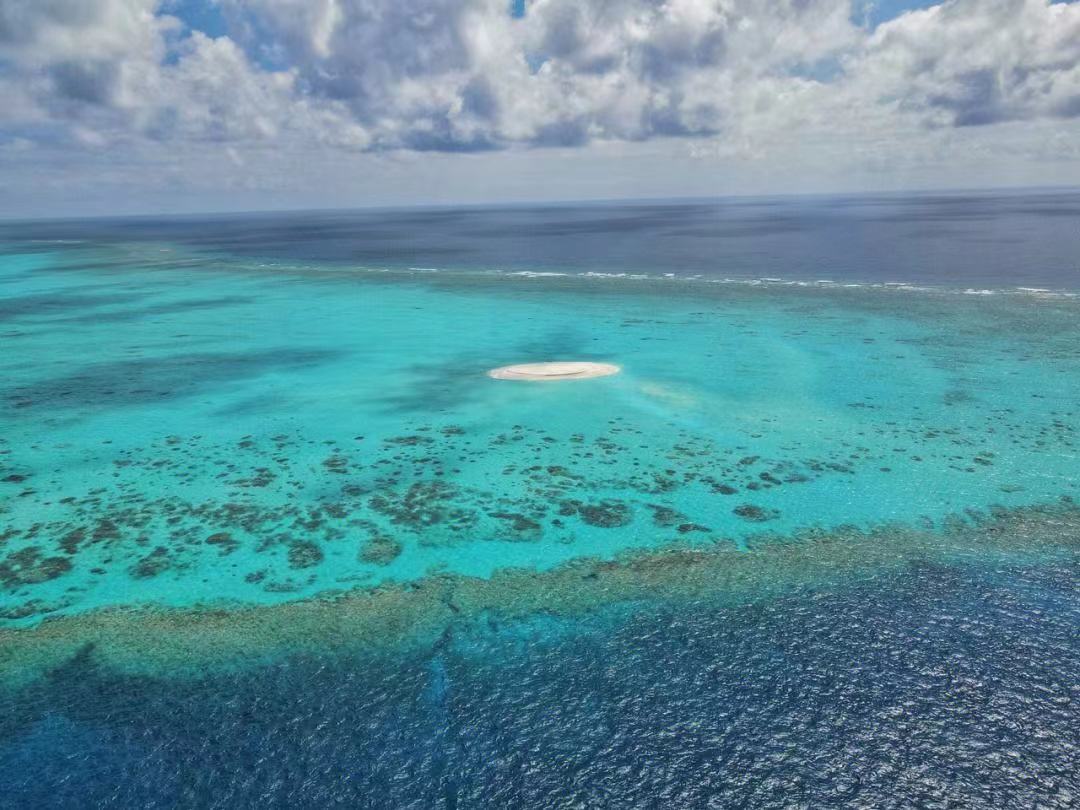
488;361;621;380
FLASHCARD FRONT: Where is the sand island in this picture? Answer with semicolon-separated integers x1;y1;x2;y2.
487;361;621;381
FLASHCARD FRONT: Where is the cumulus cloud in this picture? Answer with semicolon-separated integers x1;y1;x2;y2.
1;0;1079;215
213;0;863;148
857;0;1080;126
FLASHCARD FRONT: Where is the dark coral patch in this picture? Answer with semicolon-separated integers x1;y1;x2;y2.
359;535;403;566
59;528;86;555
489;512;543;541
565;500;633;529
205;532;239;556
677;523;711;534
0;547;73;588
235;468;276;488
733;504;780;523
0;599;67;621
369;482;478;533
92;519;122;541
130;547;171;579
647;504;687;528
383;435;434;447
287;541;324;569
322;455;349;474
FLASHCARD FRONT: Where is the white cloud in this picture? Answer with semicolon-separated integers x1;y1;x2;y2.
856;0;1080;126
0;0;1079;215
0;0;166;65
219;0;863;147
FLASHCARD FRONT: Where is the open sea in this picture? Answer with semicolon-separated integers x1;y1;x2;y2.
1;190;1078;808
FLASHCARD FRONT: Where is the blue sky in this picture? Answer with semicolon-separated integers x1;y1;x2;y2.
165;0;942;33
852;0;942;25
1;0;1079;217
168;0;229;37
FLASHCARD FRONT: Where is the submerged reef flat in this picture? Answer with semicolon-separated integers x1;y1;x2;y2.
1;241;1079;632
1;500;1076;687
1;393;1077;628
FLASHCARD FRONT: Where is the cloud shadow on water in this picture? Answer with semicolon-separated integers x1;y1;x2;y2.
0;291;146;323
49;296;256;325
4;348;344;414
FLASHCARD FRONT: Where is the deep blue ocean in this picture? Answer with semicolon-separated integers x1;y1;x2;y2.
6;188;1080;288
3;561;1078;809
1;190;1078;808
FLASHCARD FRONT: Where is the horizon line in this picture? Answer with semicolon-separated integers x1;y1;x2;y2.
3;182;1080;226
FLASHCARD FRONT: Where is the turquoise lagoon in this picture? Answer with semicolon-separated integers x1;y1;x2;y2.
1;235;1077;626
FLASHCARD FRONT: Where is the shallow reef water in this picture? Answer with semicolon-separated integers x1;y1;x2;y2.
2;243;1078;625
1;198;1079;807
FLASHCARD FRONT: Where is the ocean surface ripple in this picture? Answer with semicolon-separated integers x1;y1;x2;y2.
1;559;1077;808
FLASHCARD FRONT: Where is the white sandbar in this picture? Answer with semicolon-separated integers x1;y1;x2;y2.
487;361;621;381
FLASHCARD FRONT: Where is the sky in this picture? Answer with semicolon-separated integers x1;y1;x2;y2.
1;0;1079;218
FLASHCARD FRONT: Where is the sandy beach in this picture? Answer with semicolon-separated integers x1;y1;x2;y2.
487;361;621;381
